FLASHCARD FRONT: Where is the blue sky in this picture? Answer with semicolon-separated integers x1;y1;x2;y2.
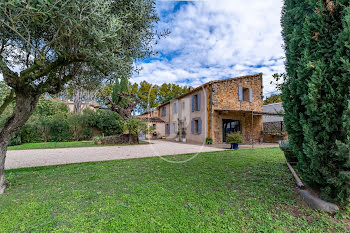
132;0;285;97
0;0;284;97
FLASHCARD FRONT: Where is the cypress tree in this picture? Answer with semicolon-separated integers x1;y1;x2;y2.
281;0;350;206
112;77;129;108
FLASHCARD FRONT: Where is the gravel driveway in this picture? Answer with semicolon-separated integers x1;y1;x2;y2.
5;140;224;170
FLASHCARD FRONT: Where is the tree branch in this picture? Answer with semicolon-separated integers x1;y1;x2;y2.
0;55;18;88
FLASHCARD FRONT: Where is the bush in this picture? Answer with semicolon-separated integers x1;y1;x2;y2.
82;109;124;136
93;136;104;144
8;135;21;146
48;114;73;142
5;99;125;145
226;133;243;144
205;137;213;144
279;141;297;163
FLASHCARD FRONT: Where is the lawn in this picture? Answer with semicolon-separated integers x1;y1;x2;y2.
0;148;349;232
8;141;149;150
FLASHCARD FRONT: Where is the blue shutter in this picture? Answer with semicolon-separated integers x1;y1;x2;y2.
192;95;194;112
249;88;253;102
168;124;170;134
198;119;202;134
238;86;243;101
164;106;166;116
197;92;201;111
191;120;194;134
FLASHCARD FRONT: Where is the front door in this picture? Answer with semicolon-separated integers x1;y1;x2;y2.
222;119;241;142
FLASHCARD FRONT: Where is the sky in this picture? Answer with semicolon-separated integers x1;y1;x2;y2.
0;0;285;97
132;0;285;97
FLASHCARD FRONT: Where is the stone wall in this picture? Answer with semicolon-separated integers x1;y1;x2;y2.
209;74;264;144
211;74;263;112
101;134;137;144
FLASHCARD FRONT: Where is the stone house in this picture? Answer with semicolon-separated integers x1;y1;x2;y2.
141;73;265;144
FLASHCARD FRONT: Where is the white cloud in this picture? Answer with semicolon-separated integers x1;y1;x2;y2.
133;0;285;96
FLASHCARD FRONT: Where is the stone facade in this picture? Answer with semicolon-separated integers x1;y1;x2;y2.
151;73;264;144
208;74;264;143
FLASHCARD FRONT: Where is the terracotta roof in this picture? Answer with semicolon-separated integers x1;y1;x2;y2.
215;109;282;116
138;117;165;123
157;73;262;108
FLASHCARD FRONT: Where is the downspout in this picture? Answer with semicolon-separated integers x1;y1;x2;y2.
251;110;254;148
208;84;213;140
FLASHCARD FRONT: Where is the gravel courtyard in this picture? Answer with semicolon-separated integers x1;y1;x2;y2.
5;140;225;170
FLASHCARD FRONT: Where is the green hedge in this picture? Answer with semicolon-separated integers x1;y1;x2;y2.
3;98;124;145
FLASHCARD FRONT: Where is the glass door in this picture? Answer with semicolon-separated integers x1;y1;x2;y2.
222;119;241;142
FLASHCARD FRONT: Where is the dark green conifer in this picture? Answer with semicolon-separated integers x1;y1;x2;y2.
282;0;350;206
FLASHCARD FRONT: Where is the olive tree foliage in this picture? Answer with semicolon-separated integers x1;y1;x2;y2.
0;0;160;194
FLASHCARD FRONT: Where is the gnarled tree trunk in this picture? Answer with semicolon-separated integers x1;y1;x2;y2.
0;92;39;194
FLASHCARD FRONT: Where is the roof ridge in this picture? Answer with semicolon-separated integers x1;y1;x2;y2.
157;73;263;107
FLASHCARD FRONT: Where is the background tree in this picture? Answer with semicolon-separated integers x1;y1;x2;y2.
67;67;102;113
281;0;350;205
135;81;158;114
263;94;282;105
157;83;191;104
0;0;160;194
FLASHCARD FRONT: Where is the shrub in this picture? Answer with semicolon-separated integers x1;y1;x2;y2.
281;0;350;205
19;123;43;143
48;114;73;142
278;140;290;151
83;109;124;136
68;114;84;141
226;133;243;144
205;137;213;144
93;136;104;144
8;135;21;146
279;141;298;163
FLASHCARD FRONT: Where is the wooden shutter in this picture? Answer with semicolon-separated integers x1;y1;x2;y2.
192;95;195;112
249;88;253;102
238;86;243;101
191;120;194;134
198;119;202;134
197;92;201;111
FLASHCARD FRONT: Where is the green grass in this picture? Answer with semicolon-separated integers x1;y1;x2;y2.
0;148;349;232
8;141;149;150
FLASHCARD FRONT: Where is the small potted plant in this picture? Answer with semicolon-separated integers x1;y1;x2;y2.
181;130;186;142
279;140;298;163
205;137;213;144
226;132;243;149
175;131;180;142
93;136;104;145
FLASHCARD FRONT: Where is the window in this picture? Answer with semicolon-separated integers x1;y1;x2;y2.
152;124;156;129
165;124;170;135
172;102;177;114
161;106;166;116
172;122;177;134
191;118;202;134
238;86;253;102
182;101;185;110
192;92;201;112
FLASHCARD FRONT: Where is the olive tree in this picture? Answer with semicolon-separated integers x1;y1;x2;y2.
0;0;160;194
